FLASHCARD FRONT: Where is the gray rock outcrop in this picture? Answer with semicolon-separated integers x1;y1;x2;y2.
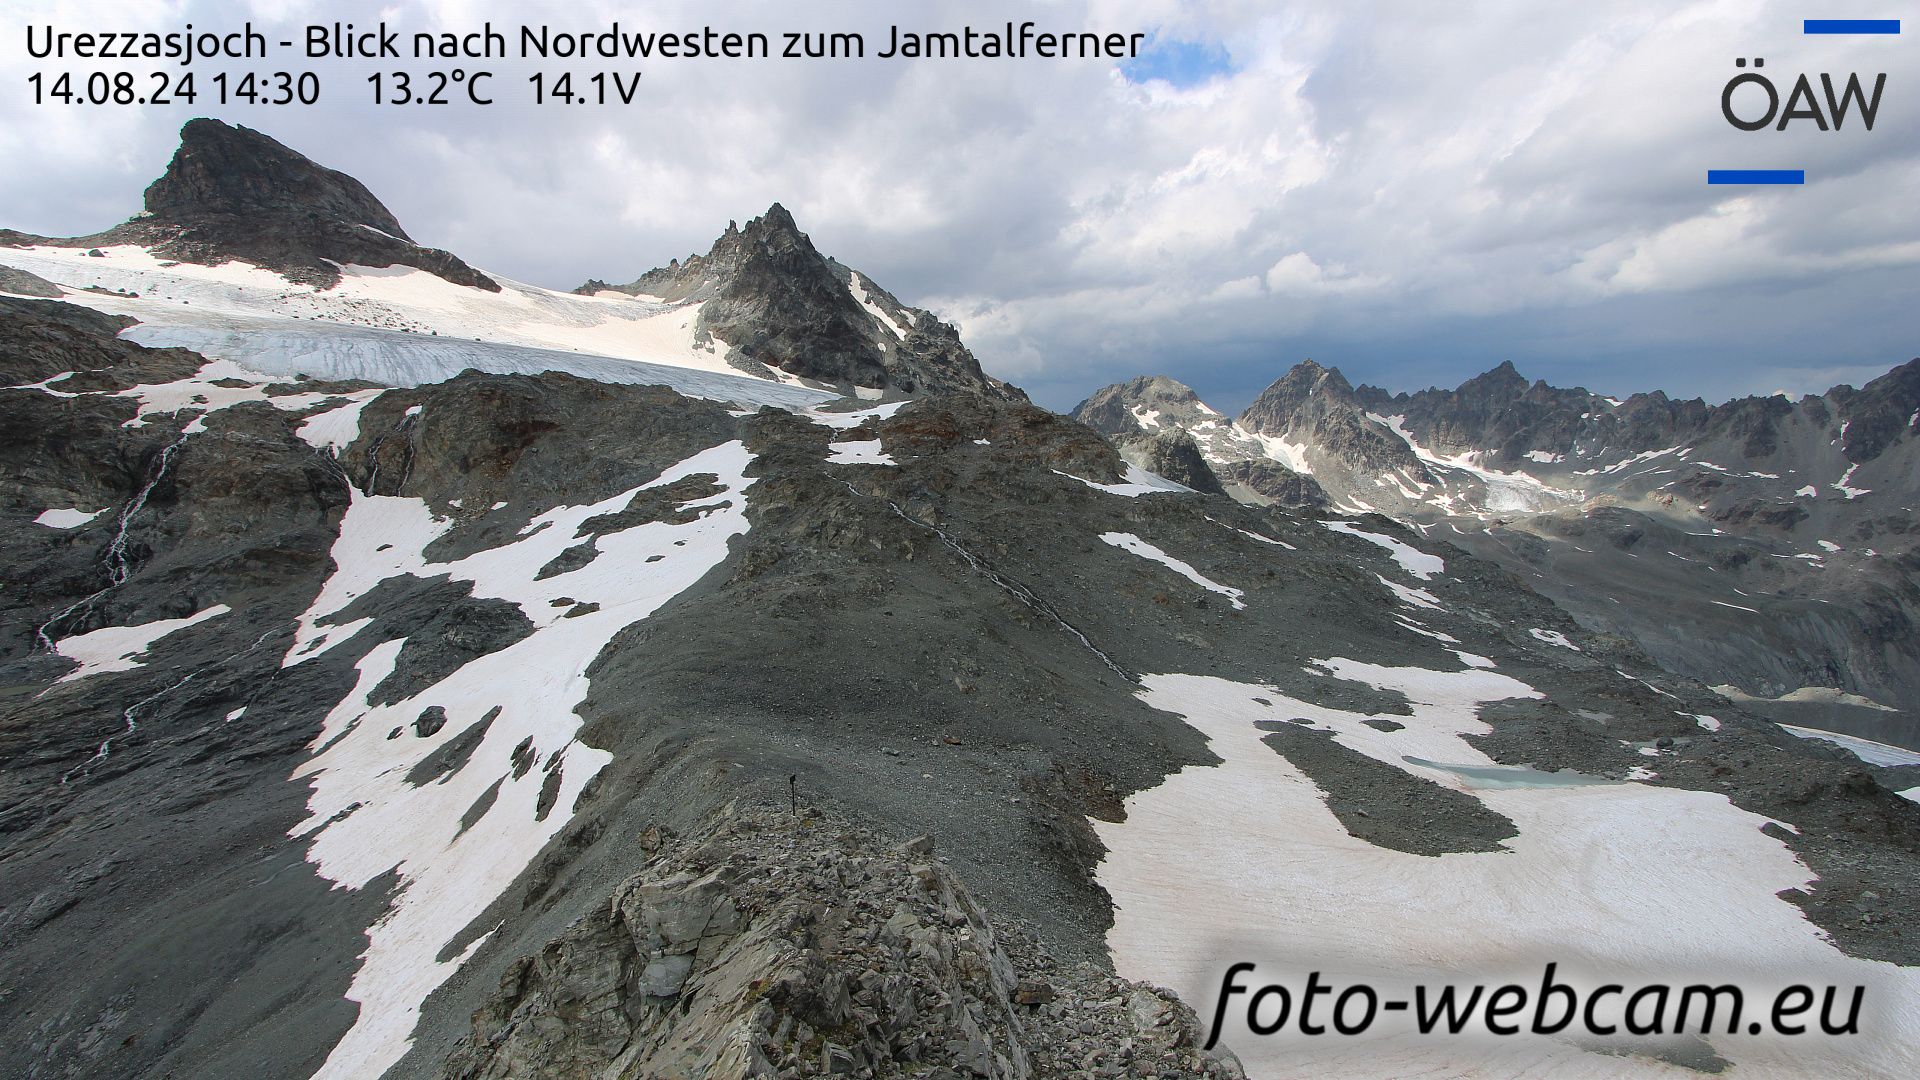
443;805;1239;1080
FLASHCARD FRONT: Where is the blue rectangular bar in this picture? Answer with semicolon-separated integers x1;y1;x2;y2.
1708;170;1806;185
1804;19;1900;34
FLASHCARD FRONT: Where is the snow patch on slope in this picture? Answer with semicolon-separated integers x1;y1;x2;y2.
826;439;896;466
53;604;230;683
1529;628;1580;651
289;441;758;1080
1371;413;1577;514
35;507;103;528
1323;520;1445;580
1059;464;1195;498
803;401;910;430
1780;726;1920;769
1376;574;1442;610
296;392;385;453
1101;532;1246;609
846;270;913;340
1247;430;1314;474
7;352;366;435
1835;464;1871;500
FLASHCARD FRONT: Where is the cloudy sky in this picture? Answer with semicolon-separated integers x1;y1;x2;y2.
6;0;1916;410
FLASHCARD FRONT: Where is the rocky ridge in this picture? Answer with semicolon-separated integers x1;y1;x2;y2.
5;282;1919;1080
444;803;1238;1080
1070;375;1321;507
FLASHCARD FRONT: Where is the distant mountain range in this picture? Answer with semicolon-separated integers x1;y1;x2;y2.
1074;356;1920;740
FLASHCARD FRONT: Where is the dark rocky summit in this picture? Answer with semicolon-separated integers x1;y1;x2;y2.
144;118;411;236
1238;360;1431;480
579;205;1020;401
0;119;496;291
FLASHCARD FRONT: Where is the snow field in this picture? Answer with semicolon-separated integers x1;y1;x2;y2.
3;245;839;409
1095;663;1920;1077
1323;519;1445;580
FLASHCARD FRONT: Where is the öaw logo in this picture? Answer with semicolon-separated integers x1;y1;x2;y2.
1709;18;1898;186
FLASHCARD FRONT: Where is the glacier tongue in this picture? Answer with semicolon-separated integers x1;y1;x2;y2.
120;315;835;409
2;245;839;409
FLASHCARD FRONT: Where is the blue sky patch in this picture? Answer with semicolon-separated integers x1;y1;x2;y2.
1121;37;1238;88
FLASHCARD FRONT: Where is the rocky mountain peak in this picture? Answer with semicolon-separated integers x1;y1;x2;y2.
1269;359;1356;402
1237;360;1432;485
1457;359;1530;400
748;201;803;241
604;203;831;305
1838;357;1920;463
1069;375;1215;436
1241;361;1360;427
5;117;498;292
1135;373;1197;395
143;119;411;240
728;202;831;279
579;205;1022;402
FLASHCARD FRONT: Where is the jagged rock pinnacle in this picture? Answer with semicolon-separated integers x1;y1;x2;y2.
575;203;1021;401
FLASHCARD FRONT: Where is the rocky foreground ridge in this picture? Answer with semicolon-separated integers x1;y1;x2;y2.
444;802;1237;1079
5;287;1916;1078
